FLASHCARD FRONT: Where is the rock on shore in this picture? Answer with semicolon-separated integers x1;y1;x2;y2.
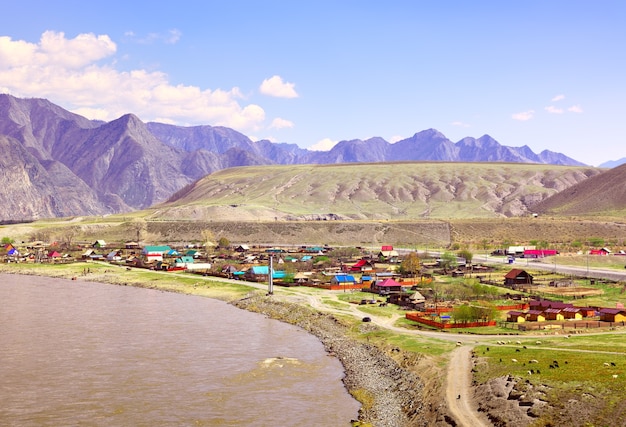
232;293;449;427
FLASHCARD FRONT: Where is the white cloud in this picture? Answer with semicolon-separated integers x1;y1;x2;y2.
0;31;266;132
568;104;583;113
308;138;337;151
551;94;565;102
270;117;294;129
124;29;182;45
451;121;470;128
259;75;299;98
511;110;535;121
545;105;564;114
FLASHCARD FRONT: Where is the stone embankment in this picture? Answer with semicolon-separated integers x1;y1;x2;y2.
233;294;453;427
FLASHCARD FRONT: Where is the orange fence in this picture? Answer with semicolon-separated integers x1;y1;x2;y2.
405;312;497;329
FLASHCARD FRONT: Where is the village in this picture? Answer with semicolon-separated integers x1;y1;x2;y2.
3;239;626;332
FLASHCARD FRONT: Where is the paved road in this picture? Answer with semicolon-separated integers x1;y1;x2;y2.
474;255;626;282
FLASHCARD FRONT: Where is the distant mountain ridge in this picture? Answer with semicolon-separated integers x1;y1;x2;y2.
0;94;589;220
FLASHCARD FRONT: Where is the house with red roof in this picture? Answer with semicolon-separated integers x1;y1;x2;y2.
371;278;404;295
504;269;533;288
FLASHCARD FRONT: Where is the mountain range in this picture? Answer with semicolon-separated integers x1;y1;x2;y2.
0;94;590;221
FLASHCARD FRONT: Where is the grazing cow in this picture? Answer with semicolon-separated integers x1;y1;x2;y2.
511;358;518;363
611;362;616;367
604;362;611;367
535;341;542;345
529;359;539;364
613;374;618;379
516;341;522;345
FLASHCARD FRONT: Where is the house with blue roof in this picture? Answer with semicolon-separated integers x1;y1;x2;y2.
331;275;357;285
142;245;171;262
244;265;286;281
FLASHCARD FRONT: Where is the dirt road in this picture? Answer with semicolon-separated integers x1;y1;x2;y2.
446;346;489;427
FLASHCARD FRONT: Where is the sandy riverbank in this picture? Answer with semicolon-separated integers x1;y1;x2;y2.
0;264;454;426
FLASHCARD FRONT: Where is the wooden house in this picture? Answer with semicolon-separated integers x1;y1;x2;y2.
92;240;107;248
331;274;357;286
504;269;533;288
506;311;526;323
544;308;565;321
347;259;375;273
526;310;545;322
561;307;583;320
142;245;172;263
577;307;597;318
371;278;404;295
530;300;573;311
378;248;399;263
599;308;626;322
388;292;426;310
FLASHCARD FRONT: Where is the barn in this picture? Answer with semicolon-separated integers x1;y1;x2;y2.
504;269;533;288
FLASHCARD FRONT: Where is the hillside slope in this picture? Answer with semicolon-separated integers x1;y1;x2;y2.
534;163;626;216
153;162;601;220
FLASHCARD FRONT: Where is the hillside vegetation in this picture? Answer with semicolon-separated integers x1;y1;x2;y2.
155;162;600;221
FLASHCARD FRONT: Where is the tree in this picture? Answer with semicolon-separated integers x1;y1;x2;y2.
217;236;230;249
130;218;147;243
399;252;421;278
457;249;473;265
59;226;79;248
201;229;215;250
439;251;457;274
1;237;14;245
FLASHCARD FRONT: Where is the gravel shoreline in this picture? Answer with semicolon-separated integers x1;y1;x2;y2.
232;294;446;427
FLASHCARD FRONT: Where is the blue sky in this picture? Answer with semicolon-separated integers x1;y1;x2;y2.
1;1;624;166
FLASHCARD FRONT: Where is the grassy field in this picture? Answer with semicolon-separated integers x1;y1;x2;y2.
473;335;626;424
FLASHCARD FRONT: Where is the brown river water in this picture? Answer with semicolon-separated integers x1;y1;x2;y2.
0;274;360;426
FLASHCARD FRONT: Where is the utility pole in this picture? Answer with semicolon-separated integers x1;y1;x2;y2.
268;254;274;295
